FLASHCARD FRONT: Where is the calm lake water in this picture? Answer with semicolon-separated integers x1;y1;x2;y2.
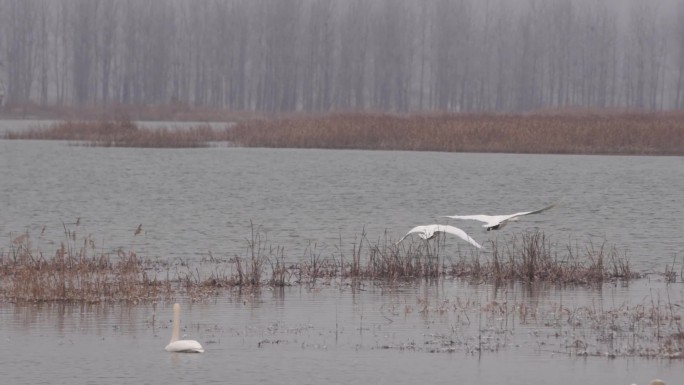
1;281;682;384
1;120;683;384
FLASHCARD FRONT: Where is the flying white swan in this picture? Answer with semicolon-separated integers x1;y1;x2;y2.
441;203;556;231
398;224;482;249
165;303;204;353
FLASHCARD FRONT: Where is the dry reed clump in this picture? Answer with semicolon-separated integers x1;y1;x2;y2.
447;231;638;284
1;233;169;303
4;119;231;148
0;230;243;303
0;226;646;303
227;112;684;155
321;230;637;284
360;238;448;280
231;222;272;286
0;225;293;303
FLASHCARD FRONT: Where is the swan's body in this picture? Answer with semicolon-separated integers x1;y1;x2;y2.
166;339;204;353
398;224;481;248
165;303;204;353
441;203;556;231
632;380;666;385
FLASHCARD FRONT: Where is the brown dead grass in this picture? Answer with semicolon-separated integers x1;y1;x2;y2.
228;112;684;155
1;233;170;303
0;229;238;303
448;231;637;284
4;111;682;154
0;226;645;303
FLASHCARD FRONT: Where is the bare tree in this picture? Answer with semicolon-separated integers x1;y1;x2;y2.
431;0;473;111
624;2;666;109
336;0;370;110
370;0;415;112
96;0;117;104
676;4;684;108
70;0;99;105
301;0;336;111
2;0;40;105
0;0;681;113
252;0;302;112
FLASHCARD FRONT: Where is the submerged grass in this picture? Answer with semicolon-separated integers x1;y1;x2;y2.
403;284;684;359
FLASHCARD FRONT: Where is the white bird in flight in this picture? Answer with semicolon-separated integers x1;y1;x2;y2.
165;303;204;353
398;224;482;249
441;203;556;231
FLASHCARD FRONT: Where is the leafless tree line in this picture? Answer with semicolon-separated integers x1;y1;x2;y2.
1;0;683;112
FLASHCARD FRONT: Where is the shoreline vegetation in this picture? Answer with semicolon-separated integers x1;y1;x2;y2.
0;225;658;303
3;225;682;359
5;119;229;148
2;109;684;154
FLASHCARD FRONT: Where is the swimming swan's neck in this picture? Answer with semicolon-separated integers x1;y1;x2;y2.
170;303;180;343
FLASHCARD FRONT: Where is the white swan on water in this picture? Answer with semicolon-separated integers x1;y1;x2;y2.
441;203;556;231
165;303;204;353
398;224;482;249
632;380;666;385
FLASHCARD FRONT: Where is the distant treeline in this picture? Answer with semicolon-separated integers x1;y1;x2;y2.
1;0;684;113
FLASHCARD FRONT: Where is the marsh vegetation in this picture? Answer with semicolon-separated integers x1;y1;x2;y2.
228;112;684;155
2;225;682;361
0;224;651;303
5;112;683;154
4;119;231;148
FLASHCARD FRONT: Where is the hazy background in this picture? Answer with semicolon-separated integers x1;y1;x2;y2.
1;0;683;113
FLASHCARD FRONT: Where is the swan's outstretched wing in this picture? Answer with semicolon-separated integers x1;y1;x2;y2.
442;203;556;229
505;203;557;221
398;225;432;243
440;214;505;227
398;224;481;249
436;225;482;249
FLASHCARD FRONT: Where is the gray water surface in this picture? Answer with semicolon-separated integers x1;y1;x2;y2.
1;281;682;384
1;139;682;271
1;130;684;384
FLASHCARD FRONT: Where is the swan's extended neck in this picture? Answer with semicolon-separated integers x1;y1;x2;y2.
170;303;180;343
